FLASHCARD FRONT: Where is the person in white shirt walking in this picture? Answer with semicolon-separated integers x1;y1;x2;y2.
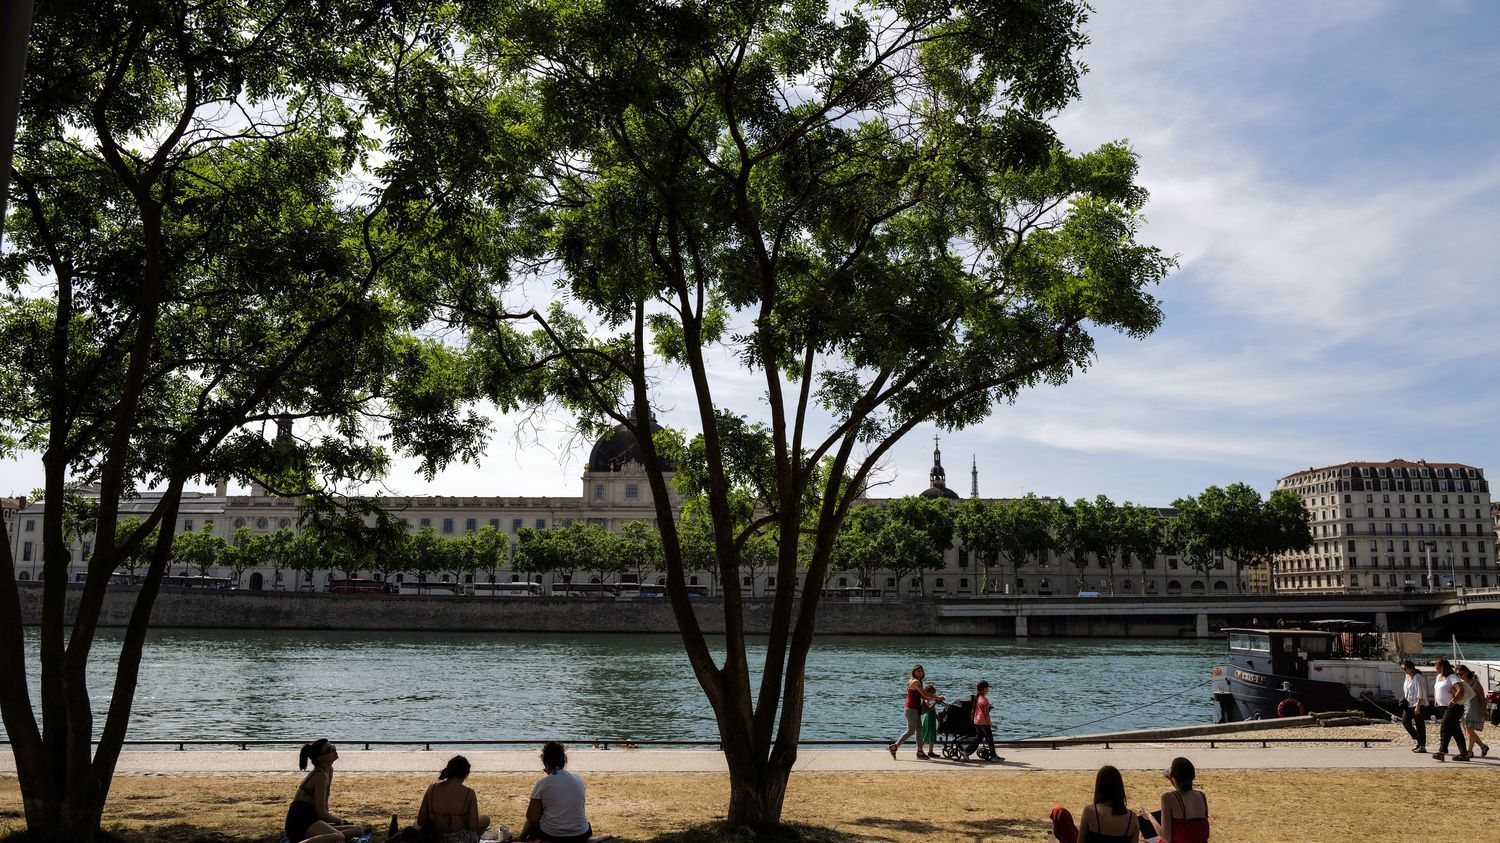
1399;660;1427;753
1431;658;1470;762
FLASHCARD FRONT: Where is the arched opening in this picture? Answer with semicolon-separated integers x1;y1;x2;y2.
1190;581;1206;593
249;572;264;590
1122;579;1134;592
395;573;405;583
958;578;970;591
689;575;699;586
837;577;848;587
464;574;474;584
657;576;667;585
18;571;30;581
590;576;601;584
1213;581;1228;592
1146;580;1158;593
1167;580;1182;594
511;574;521;582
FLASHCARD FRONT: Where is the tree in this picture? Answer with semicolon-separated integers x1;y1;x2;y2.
112;517;156;583
466;524;509;585
170;526;227;579
1083;494;1120;593
443;0;1170;827
618;519;664;588
1115;503;1163;593
1166;483;1312;591
0;3;492;833
1052;499;1097;592
582;523;627;589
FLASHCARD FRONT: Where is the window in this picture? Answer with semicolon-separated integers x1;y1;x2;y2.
233;517;246;528
442;518;454;533
184;518;195;532
535;518;546;529
594;484;605;500
958;578;970;590
935;578;946;588
512;518;523;532
625;484;639;499
22;542;32;562
490;518;500;529
277;518;290;529
420;517;431;528
24;519;35;532
466;518;477;533
837;577;848;587
256;517;268;529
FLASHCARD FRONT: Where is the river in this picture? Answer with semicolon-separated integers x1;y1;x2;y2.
9;629;1500;743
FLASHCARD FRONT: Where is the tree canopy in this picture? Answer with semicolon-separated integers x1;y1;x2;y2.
409;0;1173;827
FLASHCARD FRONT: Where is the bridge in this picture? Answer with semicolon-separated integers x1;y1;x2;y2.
928;590;1494;638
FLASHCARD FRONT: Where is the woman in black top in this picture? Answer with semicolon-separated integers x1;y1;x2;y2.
285;739;366;843
1078;765;1140;843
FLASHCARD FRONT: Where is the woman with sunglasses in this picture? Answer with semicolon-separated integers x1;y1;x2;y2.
285;739;366;843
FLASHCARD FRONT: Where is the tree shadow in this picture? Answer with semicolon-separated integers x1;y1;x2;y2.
618;821;854;843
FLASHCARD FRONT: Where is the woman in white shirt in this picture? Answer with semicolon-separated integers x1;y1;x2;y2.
521;742;591;843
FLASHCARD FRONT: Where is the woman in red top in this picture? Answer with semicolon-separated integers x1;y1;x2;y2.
1150;756;1209;843
962;680;1001;762
888;665;943;759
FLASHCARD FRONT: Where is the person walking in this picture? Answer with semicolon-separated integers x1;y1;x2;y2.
1456;664;1490;758
1431;658;1470;762
1399;659;1427;753
962;680;1001;763
918;683;940;759
889;664;943;759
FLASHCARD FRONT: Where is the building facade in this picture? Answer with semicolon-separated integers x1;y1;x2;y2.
1271;460;1495;594
8;431;1245;597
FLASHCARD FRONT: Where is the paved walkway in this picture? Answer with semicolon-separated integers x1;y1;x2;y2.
4;746;1494;775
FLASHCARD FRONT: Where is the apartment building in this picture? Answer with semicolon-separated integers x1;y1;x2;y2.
1271;460;1494;593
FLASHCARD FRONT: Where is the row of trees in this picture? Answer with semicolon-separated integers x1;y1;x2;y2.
0;0;1176;835
145;482;1309;595
811;483;1313;595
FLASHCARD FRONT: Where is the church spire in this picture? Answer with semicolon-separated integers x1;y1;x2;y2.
929;434;946;487
971;455;979;499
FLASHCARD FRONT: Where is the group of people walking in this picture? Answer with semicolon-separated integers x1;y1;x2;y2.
284;739;592;843
1049;757;1209;843
1399;657;1491;762
887;664;1001;762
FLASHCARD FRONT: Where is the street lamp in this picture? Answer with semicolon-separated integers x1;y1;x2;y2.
1423;541;1435;593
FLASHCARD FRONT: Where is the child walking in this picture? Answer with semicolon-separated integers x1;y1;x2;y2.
963;680;1002;763
918;684;939;759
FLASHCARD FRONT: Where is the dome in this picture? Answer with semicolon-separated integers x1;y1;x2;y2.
919;485;960;500
587;418;674;472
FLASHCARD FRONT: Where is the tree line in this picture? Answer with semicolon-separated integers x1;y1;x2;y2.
133;480;1310;595
831;483;1312;593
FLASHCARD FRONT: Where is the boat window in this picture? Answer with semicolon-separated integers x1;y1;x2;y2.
1230;633;1269;652
1299;637;1331;656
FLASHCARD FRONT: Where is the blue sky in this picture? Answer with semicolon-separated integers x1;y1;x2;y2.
4;1;1499;506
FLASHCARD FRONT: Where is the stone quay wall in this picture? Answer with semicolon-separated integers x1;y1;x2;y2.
15;584;1425;638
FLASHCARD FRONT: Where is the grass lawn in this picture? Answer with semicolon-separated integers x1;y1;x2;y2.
1;769;1488;842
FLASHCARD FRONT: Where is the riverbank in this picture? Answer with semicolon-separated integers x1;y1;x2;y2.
16;581;1458;638
1;764;1491;842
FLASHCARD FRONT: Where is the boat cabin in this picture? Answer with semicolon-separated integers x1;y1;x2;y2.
1225;622;1388;680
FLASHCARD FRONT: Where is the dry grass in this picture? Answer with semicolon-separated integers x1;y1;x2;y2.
1;768;1489;843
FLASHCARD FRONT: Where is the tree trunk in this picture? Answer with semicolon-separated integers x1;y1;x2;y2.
721;733;791;829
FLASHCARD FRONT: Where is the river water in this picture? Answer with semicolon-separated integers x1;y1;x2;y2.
11;629;1500;743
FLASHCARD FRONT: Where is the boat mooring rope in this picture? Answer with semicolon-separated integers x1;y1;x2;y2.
1013;679;1214;741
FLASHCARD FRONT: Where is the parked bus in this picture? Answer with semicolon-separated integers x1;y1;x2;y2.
397;582;463;597
549;582;616;598
329;578;394;595
161;575;234;590
821;585;883;602
473;581;543;598
639;583;709;599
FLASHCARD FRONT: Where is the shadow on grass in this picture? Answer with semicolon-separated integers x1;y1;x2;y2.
626;821;854;843
2;824;266;843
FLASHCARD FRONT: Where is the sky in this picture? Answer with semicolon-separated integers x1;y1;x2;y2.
4;0;1499;507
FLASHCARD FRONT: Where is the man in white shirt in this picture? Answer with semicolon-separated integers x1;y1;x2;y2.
1431;658;1470;761
1400;660;1427;752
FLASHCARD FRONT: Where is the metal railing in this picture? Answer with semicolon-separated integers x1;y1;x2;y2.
0;736;1393;752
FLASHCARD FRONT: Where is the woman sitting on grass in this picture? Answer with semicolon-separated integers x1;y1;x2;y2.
521;741;592;843
285;739;366;843
1048;765;1141;843
418;755;492;843
1143;756;1208;843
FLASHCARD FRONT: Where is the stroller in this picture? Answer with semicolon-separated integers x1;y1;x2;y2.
934;696;996;760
